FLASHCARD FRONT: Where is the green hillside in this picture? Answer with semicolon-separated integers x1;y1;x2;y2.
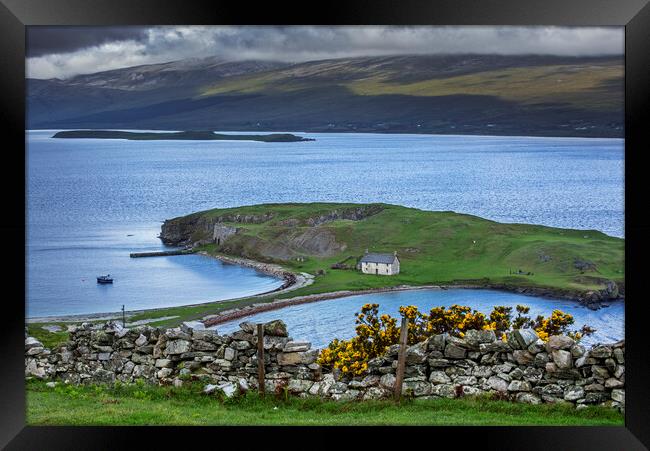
162;203;624;298
28;55;623;137
201;60;622;112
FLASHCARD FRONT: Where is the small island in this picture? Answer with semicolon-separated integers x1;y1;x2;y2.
52;130;315;142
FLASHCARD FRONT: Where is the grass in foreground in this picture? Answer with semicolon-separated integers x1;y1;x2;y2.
26;380;623;426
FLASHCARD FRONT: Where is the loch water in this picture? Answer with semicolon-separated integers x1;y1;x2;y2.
27;130;624;325
212;289;624;348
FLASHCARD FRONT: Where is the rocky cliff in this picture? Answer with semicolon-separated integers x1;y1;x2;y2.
159;204;385;260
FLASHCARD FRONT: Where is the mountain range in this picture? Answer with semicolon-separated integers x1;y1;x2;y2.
27;54;624;137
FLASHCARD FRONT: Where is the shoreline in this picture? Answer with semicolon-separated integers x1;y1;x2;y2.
27;252;622;325
27;280;623;326
201;252;313;294
26;284;459;325
200;284;448;327
26;252;314;324
199;283;625;328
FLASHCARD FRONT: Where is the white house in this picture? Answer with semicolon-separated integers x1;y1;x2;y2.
359;251;400;275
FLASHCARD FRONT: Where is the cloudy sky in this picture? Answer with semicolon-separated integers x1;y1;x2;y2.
27;26;624;80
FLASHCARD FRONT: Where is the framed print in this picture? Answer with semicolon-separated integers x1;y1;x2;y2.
1;0;649;448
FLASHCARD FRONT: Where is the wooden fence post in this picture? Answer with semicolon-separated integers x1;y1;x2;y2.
394;316;409;401
257;323;265;396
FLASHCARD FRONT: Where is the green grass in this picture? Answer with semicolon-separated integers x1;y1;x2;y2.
26;323;70;349
199;61;622;112
185;202;623;294
125;297;269;328
26;380;623;426
348;64;623;111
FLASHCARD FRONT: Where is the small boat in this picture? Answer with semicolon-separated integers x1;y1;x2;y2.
97;274;114;284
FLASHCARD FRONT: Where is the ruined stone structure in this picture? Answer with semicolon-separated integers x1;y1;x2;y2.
213;224;239;245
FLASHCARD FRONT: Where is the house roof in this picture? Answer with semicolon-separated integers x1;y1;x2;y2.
359;253;397;264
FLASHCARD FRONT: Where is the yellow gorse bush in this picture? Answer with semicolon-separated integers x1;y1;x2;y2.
317;303;594;378
318;303;399;377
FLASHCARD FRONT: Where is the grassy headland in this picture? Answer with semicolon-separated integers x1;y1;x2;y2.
26;380;623;426
164;202;623;297
52;130;313;142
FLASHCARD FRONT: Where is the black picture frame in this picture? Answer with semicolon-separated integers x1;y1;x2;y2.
2;0;649;448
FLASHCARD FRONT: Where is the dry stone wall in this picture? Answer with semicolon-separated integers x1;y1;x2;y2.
25;320;625;411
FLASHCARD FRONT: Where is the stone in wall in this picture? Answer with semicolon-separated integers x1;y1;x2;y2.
25;322;625;412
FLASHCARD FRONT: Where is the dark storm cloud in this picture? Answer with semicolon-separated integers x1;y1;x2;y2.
27;26;624;79
27;26;149;57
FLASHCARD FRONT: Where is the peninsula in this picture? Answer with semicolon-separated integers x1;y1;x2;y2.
161;202;624;306
52;130;314;142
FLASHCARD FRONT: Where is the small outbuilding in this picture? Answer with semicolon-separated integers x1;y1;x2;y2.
358;251;400;275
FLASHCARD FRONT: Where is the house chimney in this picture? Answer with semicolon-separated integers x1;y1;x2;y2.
394;250;397;256
365;248;369;254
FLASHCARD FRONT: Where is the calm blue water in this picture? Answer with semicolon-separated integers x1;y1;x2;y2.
27;130;624;320
213;289;624;347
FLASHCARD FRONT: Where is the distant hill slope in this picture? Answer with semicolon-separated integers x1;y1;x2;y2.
28;55;623;137
160;202;624;300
